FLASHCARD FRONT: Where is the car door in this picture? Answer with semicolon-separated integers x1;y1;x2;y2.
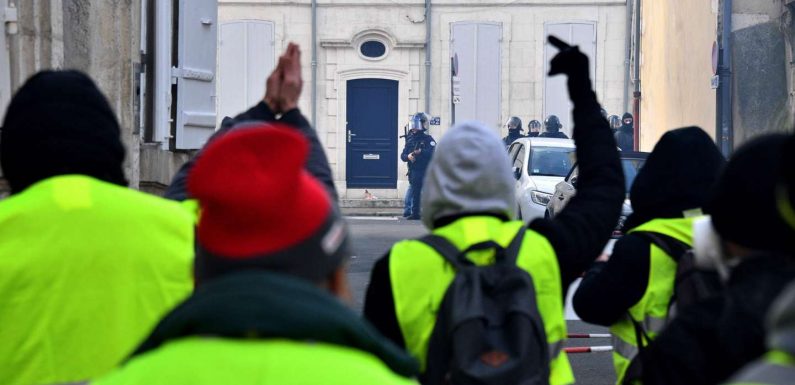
549;165;578;217
510;143;529;217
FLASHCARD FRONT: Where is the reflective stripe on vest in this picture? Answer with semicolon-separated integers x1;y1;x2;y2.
390;216;574;385
609;217;698;385
726;351;795;385
92;338;417;385
0;176;195;385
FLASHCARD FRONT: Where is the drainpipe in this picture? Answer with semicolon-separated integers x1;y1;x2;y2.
311;0;318;126
716;0;733;157
623;0;632;112
424;0;431;114
632;0;641;151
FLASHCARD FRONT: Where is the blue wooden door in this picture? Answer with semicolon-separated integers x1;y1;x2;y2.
346;78;398;188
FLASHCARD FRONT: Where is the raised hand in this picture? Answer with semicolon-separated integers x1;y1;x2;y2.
279;43;303;112
264;52;285;113
548;35;590;78
547;35;593;102
262;43;303;114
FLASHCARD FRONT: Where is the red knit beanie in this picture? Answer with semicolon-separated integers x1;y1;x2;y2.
188;123;349;282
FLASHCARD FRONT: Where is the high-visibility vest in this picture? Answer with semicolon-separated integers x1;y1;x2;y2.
0;175;194;385
93;337;418;385
724;350;795;385
610;217;697;384
390;216;574;385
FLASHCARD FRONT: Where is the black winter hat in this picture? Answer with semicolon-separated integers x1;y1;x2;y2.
625;127;725;230
708;134;795;254
1;70;127;194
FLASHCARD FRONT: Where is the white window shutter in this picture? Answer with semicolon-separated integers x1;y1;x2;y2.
451;22;501;128
218;20;275;124
174;0;218;149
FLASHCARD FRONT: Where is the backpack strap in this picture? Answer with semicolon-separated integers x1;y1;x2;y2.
419;235;471;269
419;227;527;268
632;231;690;262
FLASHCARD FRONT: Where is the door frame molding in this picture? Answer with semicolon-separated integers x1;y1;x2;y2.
335;69;409;188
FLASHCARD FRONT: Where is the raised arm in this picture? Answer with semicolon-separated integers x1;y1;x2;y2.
528;36;625;288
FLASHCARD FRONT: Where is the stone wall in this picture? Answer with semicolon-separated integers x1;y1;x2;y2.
3;0;142;190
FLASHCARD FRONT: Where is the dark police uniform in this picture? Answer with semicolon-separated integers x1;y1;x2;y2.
502;130;525;148
400;131;436;219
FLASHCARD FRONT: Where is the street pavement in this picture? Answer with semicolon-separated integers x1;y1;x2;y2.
346;216;616;385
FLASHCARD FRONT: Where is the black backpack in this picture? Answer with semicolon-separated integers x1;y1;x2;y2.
622;231;724;384
418;228;551;385
633;231;723;319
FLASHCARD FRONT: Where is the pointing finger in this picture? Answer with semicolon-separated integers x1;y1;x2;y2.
548;35;571;51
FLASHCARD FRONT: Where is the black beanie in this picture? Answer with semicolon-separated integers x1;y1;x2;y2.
708;134;795;254
1;70;127;194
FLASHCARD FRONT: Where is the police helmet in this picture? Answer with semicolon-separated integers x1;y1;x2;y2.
528;120;542;131
504;116;523;131
413;112;430;131
608;115;621;130
545;115;562;132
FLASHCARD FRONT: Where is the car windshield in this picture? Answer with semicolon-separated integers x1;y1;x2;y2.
622;157;646;191
529;147;576;177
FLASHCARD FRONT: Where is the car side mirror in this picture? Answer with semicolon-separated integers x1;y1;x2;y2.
513;167;521;180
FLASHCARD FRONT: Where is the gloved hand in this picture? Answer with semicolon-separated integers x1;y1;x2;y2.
548;35;593;102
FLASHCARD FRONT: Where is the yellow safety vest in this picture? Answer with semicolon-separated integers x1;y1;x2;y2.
724;350;795;385
610;217;697;384
93;337;418;385
390;216;574;385
0;175;194;385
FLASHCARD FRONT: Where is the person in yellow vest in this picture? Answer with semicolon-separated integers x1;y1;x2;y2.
724;279;795;385
0;70;194;385
364;37;625;385
93;121;419;384
572;126;725;384
639;134;795;385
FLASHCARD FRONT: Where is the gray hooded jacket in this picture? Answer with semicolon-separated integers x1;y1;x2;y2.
421;121;516;229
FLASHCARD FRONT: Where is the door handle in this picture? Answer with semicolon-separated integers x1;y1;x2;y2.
347;130;357;143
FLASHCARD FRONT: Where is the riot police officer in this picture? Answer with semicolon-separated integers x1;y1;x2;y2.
540;115;569;139
502;116;524;147
401;112;436;220
528;120;542;137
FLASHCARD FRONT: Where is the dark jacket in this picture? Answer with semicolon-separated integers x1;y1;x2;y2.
400;131;436;184
364;66;625;349
539;131;570;139
615;124;634;152
164;102;337;203
573;127;725;325
640;254;795;385
502;130;525;147
128;271;419;378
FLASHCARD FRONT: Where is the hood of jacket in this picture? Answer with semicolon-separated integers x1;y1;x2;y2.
625;126;725;230
131;271;419;377
421;121;515;229
1;70;127;194
767;280;795;355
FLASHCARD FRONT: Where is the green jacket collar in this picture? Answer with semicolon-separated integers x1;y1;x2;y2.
132;271;419;377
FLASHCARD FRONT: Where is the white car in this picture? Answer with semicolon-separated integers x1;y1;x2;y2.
508;138;576;221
